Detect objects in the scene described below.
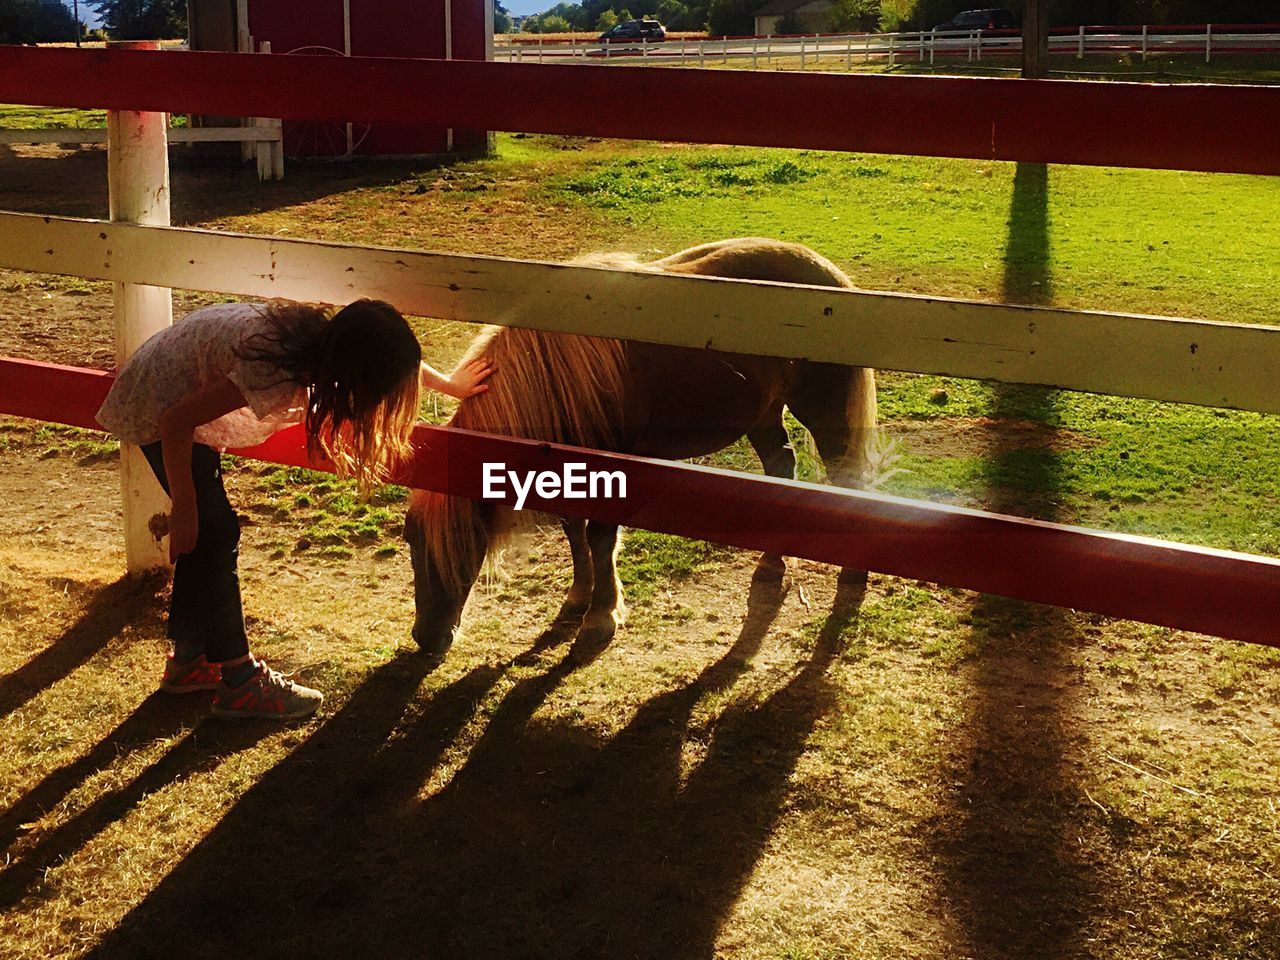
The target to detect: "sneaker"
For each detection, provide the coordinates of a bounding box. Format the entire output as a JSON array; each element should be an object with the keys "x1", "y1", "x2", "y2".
[
  {"x1": 211, "y1": 660, "x2": 323, "y2": 720},
  {"x1": 160, "y1": 652, "x2": 221, "y2": 694}
]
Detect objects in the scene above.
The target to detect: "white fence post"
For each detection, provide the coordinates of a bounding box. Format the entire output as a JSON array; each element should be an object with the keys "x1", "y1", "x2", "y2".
[
  {"x1": 106, "y1": 40, "x2": 174, "y2": 573},
  {"x1": 929, "y1": 29, "x2": 935, "y2": 64},
  {"x1": 1205, "y1": 23, "x2": 1212, "y2": 63},
  {"x1": 722, "y1": 37, "x2": 728, "y2": 63},
  {"x1": 846, "y1": 35, "x2": 852, "y2": 69},
  {"x1": 918, "y1": 30, "x2": 925, "y2": 61},
  {"x1": 254, "y1": 40, "x2": 273, "y2": 181},
  {"x1": 752, "y1": 36, "x2": 758, "y2": 69},
  {"x1": 975, "y1": 30, "x2": 981, "y2": 61},
  {"x1": 1142, "y1": 23, "x2": 1148, "y2": 61},
  {"x1": 889, "y1": 33, "x2": 895, "y2": 64},
  {"x1": 698, "y1": 38, "x2": 703, "y2": 66},
  {"x1": 1077, "y1": 24, "x2": 1085, "y2": 59},
  {"x1": 800, "y1": 36, "x2": 806, "y2": 67}
]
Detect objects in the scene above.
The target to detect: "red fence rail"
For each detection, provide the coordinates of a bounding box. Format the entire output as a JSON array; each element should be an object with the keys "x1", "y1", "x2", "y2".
[
  {"x1": 1, "y1": 47, "x2": 1278, "y2": 174},
  {"x1": 5, "y1": 356, "x2": 1279, "y2": 647}
]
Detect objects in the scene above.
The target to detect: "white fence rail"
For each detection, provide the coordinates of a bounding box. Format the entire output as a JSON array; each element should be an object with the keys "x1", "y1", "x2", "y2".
[
  {"x1": 494, "y1": 25, "x2": 1280, "y2": 69},
  {"x1": 5, "y1": 211, "x2": 1280, "y2": 416}
]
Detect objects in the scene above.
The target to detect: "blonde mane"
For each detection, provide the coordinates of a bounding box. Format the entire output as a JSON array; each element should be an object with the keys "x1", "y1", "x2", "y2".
[{"x1": 410, "y1": 300, "x2": 631, "y2": 595}]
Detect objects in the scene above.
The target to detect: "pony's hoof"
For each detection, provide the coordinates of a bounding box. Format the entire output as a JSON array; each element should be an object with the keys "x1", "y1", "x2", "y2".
[
  {"x1": 752, "y1": 554, "x2": 788, "y2": 583},
  {"x1": 834, "y1": 568, "x2": 869, "y2": 614},
  {"x1": 553, "y1": 597, "x2": 591, "y2": 627},
  {"x1": 569, "y1": 617, "x2": 619, "y2": 665}
]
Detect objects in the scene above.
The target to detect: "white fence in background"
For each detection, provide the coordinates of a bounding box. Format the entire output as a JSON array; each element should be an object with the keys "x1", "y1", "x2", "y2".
[
  {"x1": 0, "y1": 122, "x2": 285, "y2": 180},
  {"x1": 494, "y1": 25, "x2": 1280, "y2": 69}
]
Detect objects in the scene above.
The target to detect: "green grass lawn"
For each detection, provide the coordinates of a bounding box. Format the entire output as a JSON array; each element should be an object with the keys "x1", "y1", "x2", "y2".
[
  {"x1": 491, "y1": 135, "x2": 1280, "y2": 555},
  {"x1": 0, "y1": 103, "x2": 105, "y2": 130}
]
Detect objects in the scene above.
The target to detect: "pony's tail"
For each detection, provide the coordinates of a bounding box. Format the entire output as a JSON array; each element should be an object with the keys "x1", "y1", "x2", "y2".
[{"x1": 845, "y1": 367, "x2": 901, "y2": 489}]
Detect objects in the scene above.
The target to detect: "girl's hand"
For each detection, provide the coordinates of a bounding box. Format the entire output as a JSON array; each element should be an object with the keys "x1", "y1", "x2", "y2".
[
  {"x1": 447, "y1": 357, "x2": 496, "y2": 399},
  {"x1": 169, "y1": 500, "x2": 199, "y2": 562}
]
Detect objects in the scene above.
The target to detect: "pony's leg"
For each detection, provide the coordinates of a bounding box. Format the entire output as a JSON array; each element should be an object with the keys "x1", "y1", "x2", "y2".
[
  {"x1": 747, "y1": 408, "x2": 795, "y2": 583},
  {"x1": 572, "y1": 521, "x2": 625, "y2": 660},
  {"x1": 554, "y1": 516, "x2": 594, "y2": 626}
]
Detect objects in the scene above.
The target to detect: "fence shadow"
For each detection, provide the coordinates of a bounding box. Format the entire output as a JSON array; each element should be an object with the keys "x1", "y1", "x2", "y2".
[
  {"x1": 0, "y1": 145, "x2": 441, "y2": 224},
  {"x1": 0, "y1": 691, "x2": 207, "y2": 854},
  {"x1": 83, "y1": 577, "x2": 856, "y2": 960},
  {"x1": 934, "y1": 161, "x2": 1092, "y2": 960},
  {"x1": 0, "y1": 574, "x2": 163, "y2": 720}
]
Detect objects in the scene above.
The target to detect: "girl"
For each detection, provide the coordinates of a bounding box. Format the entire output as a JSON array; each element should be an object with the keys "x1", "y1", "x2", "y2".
[{"x1": 96, "y1": 299, "x2": 494, "y2": 720}]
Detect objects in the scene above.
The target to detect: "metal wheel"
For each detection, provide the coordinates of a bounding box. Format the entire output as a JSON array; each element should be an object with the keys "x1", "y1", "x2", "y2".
[{"x1": 281, "y1": 46, "x2": 372, "y2": 160}]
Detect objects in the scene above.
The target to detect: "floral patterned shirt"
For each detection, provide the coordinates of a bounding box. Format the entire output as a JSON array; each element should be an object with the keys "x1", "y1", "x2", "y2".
[{"x1": 96, "y1": 302, "x2": 307, "y2": 450}]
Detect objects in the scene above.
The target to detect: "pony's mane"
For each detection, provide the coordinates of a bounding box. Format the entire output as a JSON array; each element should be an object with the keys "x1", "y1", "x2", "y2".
[
  {"x1": 449, "y1": 324, "x2": 628, "y2": 448},
  {"x1": 411, "y1": 268, "x2": 633, "y2": 594}
]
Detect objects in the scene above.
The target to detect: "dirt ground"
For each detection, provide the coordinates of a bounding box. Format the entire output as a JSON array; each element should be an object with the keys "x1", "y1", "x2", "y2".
[{"x1": 3, "y1": 142, "x2": 1280, "y2": 960}]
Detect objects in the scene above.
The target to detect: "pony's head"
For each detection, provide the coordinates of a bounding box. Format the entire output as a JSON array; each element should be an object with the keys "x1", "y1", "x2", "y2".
[{"x1": 404, "y1": 324, "x2": 627, "y2": 656}]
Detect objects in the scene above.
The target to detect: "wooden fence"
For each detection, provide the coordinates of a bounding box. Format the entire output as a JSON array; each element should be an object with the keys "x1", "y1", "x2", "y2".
[{"x1": 0, "y1": 45, "x2": 1277, "y2": 645}]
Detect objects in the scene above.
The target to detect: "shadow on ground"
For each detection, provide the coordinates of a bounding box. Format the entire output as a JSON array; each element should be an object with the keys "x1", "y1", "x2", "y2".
[
  {"x1": 0, "y1": 575, "x2": 164, "y2": 720},
  {"x1": 933, "y1": 162, "x2": 1095, "y2": 960},
  {"x1": 0, "y1": 146, "x2": 439, "y2": 224},
  {"x1": 79, "y1": 576, "x2": 859, "y2": 960}
]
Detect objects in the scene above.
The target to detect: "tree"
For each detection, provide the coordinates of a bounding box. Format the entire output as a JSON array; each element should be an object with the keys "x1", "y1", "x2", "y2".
[
  {"x1": 494, "y1": 0, "x2": 512, "y2": 33},
  {"x1": 597, "y1": 8, "x2": 619, "y2": 29},
  {"x1": 88, "y1": 0, "x2": 185, "y2": 40},
  {"x1": 1, "y1": 0, "x2": 83, "y2": 44},
  {"x1": 829, "y1": 0, "x2": 875, "y2": 31},
  {"x1": 530, "y1": 13, "x2": 573, "y2": 31},
  {"x1": 706, "y1": 0, "x2": 754, "y2": 36}
]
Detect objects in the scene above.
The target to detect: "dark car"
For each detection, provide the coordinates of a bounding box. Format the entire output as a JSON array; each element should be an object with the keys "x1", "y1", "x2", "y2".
[
  {"x1": 599, "y1": 19, "x2": 667, "y2": 43},
  {"x1": 933, "y1": 8, "x2": 1018, "y2": 31}
]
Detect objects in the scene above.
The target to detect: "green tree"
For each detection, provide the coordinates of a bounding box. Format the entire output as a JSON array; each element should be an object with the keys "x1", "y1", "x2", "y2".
[
  {"x1": 707, "y1": 0, "x2": 756, "y2": 34},
  {"x1": 541, "y1": 2, "x2": 590, "y2": 28},
  {"x1": 494, "y1": 0, "x2": 512, "y2": 32},
  {"x1": 1, "y1": 0, "x2": 83, "y2": 44},
  {"x1": 597, "y1": 8, "x2": 619, "y2": 28},
  {"x1": 89, "y1": 0, "x2": 185, "y2": 39},
  {"x1": 877, "y1": 0, "x2": 913, "y2": 30},
  {"x1": 829, "y1": 0, "x2": 875, "y2": 30}
]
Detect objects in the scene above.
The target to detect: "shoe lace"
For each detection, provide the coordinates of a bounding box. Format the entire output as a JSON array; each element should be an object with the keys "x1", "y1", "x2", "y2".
[{"x1": 255, "y1": 659, "x2": 301, "y2": 691}]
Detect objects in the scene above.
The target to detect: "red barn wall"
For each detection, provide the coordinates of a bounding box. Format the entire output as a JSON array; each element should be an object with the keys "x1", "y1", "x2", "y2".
[{"x1": 243, "y1": 0, "x2": 487, "y2": 157}]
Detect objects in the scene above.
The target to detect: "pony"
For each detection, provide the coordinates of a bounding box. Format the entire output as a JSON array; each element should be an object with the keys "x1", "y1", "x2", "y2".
[{"x1": 404, "y1": 237, "x2": 878, "y2": 659}]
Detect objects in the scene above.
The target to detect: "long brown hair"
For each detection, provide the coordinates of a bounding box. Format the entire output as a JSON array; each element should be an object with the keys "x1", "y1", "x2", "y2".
[{"x1": 237, "y1": 299, "x2": 422, "y2": 491}]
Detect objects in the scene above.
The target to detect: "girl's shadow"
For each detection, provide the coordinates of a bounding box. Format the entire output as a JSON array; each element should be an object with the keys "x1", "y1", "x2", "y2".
[{"x1": 83, "y1": 575, "x2": 862, "y2": 960}]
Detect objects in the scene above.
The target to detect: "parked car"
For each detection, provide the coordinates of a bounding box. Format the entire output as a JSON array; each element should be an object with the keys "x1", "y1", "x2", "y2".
[
  {"x1": 933, "y1": 8, "x2": 1018, "y2": 31},
  {"x1": 599, "y1": 19, "x2": 667, "y2": 43}
]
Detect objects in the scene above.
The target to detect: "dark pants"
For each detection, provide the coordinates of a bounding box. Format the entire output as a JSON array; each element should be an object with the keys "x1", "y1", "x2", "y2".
[{"x1": 141, "y1": 442, "x2": 250, "y2": 663}]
